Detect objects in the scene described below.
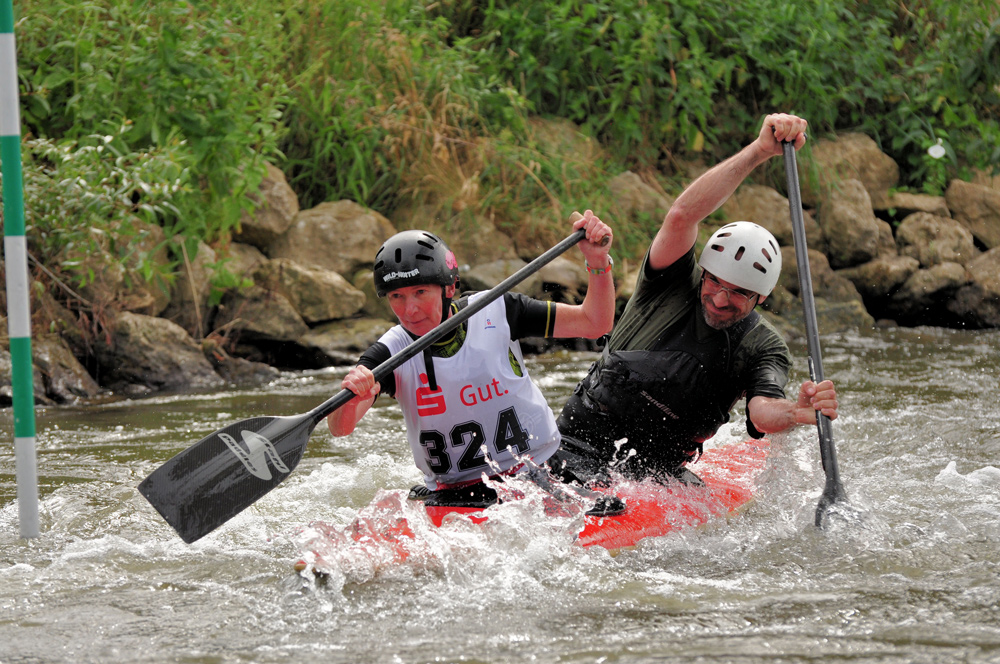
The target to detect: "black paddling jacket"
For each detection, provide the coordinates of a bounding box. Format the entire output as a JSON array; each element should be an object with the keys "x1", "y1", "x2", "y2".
[{"x1": 557, "y1": 247, "x2": 791, "y2": 476}]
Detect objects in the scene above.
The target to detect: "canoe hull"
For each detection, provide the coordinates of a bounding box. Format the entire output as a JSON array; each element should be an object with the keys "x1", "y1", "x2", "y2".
[{"x1": 294, "y1": 438, "x2": 769, "y2": 573}]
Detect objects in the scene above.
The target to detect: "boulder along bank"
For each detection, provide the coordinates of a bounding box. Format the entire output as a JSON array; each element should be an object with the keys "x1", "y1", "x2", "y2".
[{"x1": 3, "y1": 129, "x2": 999, "y2": 406}]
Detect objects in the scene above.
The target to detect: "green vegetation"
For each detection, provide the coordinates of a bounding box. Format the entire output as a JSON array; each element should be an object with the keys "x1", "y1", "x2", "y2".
[
  {"x1": 5, "y1": 0, "x2": 999, "y2": 325},
  {"x1": 13, "y1": 1, "x2": 287, "y2": 318}
]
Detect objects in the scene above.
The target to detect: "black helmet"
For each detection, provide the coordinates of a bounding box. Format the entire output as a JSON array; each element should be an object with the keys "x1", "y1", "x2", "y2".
[{"x1": 373, "y1": 230, "x2": 460, "y2": 298}]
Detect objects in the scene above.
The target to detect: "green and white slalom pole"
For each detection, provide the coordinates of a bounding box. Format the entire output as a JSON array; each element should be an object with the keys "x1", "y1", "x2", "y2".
[{"x1": 1, "y1": 0, "x2": 40, "y2": 538}]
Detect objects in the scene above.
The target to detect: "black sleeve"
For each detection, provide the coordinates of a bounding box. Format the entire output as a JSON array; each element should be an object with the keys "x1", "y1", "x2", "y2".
[
  {"x1": 638, "y1": 246, "x2": 700, "y2": 292},
  {"x1": 357, "y1": 342, "x2": 396, "y2": 398},
  {"x1": 741, "y1": 325, "x2": 793, "y2": 439},
  {"x1": 503, "y1": 292, "x2": 556, "y2": 340},
  {"x1": 745, "y1": 357, "x2": 791, "y2": 403},
  {"x1": 743, "y1": 338, "x2": 792, "y2": 403}
]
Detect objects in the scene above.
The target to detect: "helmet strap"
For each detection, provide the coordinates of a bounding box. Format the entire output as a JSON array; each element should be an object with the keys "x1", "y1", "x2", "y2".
[{"x1": 440, "y1": 284, "x2": 455, "y2": 324}]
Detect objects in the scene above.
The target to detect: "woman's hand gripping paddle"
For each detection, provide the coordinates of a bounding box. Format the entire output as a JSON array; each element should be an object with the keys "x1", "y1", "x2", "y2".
[
  {"x1": 139, "y1": 221, "x2": 607, "y2": 543},
  {"x1": 782, "y1": 142, "x2": 849, "y2": 527}
]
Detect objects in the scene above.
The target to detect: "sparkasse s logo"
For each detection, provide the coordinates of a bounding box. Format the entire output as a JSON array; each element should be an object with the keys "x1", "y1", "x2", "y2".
[{"x1": 416, "y1": 373, "x2": 447, "y2": 416}]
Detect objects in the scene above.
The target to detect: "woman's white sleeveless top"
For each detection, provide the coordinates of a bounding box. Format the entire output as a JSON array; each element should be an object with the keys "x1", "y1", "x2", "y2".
[{"x1": 380, "y1": 294, "x2": 560, "y2": 489}]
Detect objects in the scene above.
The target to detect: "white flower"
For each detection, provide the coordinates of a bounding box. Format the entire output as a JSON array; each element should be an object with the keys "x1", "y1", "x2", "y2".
[{"x1": 927, "y1": 138, "x2": 946, "y2": 159}]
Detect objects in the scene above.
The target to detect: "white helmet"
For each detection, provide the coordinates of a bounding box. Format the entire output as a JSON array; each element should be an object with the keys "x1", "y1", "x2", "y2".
[{"x1": 698, "y1": 221, "x2": 781, "y2": 295}]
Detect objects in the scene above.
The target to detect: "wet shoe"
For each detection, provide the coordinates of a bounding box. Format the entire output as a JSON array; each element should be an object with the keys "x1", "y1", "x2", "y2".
[
  {"x1": 407, "y1": 485, "x2": 432, "y2": 501},
  {"x1": 423, "y1": 482, "x2": 499, "y2": 509},
  {"x1": 669, "y1": 466, "x2": 705, "y2": 487},
  {"x1": 585, "y1": 495, "x2": 626, "y2": 517}
]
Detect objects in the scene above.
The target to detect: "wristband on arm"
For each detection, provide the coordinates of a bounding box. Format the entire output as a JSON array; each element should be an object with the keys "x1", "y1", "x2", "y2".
[{"x1": 585, "y1": 256, "x2": 614, "y2": 275}]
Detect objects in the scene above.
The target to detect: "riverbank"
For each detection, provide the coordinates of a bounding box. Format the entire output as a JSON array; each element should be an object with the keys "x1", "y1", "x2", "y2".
[
  {"x1": 6, "y1": 0, "x2": 1000, "y2": 406},
  {"x1": 3, "y1": 124, "x2": 1000, "y2": 406}
]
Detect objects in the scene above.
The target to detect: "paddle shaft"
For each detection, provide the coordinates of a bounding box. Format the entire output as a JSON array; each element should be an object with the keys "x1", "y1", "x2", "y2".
[
  {"x1": 300, "y1": 227, "x2": 601, "y2": 428},
  {"x1": 782, "y1": 141, "x2": 847, "y2": 526}
]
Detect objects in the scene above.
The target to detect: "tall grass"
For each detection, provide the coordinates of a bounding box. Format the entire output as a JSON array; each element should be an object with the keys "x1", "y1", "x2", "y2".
[{"x1": 274, "y1": 0, "x2": 616, "y2": 250}]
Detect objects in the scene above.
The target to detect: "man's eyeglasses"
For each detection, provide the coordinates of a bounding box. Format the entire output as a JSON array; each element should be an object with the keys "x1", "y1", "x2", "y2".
[{"x1": 701, "y1": 272, "x2": 758, "y2": 307}]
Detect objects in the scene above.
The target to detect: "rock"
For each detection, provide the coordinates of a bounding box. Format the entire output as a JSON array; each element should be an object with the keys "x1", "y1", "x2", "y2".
[
  {"x1": 607, "y1": 171, "x2": 674, "y2": 225},
  {"x1": 213, "y1": 285, "x2": 309, "y2": 343},
  {"x1": 895, "y1": 212, "x2": 980, "y2": 267},
  {"x1": 201, "y1": 338, "x2": 280, "y2": 385},
  {"x1": 390, "y1": 204, "x2": 518, "y2": 265},
  {"x1": 722, "y1": 184, "x2": 823, "y2": 249},
  {"x1": 448, "y1": 216, "x2": 519, "y2": 265},
  {"x1": 30, "y1": 286, "x2": 90, "y2": 361},
  {"x1": 462, "y1": 259, "x2": 543, "y2": 298},
  {"x1": 813, "y1": 299, "x2": 876, "y2": 333},
  {"x1": 32, "y1": 334, "x2": 104, "y2": 403},
  {"x1": 885, "y1": 191, "x2": 951, "y2": 218},
  {"x1": 838, "y1": 255, "x2": 921, "y2": 302},
  {"x1": 817, "y1": 179, "x2": 881, "y2": 268},
  {"x1": 299, "y1": 317, "x2": 396, "y2": 365},
  {"x1": 0, "y1": 345, "x2": 10, "y2": 406},
  {"x1": 529, "y1": 116, "x2": 603, "y2": 166},
  {"x1": 877, "y1": 219, "x2": 897, "y2": 256},
  {"x1": 888, "y1": 262, "x2": 970, "y2": 323},
  {"x1": 269, "y1": 200, "x2": 397, "y2": 276},
  {"x1": 969, "y1": 168, "x2": 1000, "y2": 191},
  {"x1": 768, "y1": 297, "x2": 875, "y2": 336},
  {"x1": 122, "y1": 221, "x2": 172, "y2": 316},
  {"x1": 779, "y1": 246, "x2": 864, "y2": 304},
  {"x1": 160, "y1": 239, "x2": 216, "y2": 339},
  {"x1": 58, "y1": 229, "x2": 124, "y2": 303},
  {"x1": 615, "y1": 261, "x2": 642, "y2": 304},
  {"x1": 536, "y1": 256, "x2": 588, "y2": 303},
  {"x1": 802, "y1": 132, "x2": 900, "y2": 208},
  {"x1": 965, "y1": 247, "x2": 1000, "y2": 297},
  {"x1": 946, "y1": 248, "x2": 1000, "y2": 328},
  {"x1": 92, "y1": 312, "x2": 224, "y2": 396},
  {"x1": 60, "y1": 225, "x2": 170, "y2": 318},
  {"x1": 253, "y1": 258, "x2": 366, "y2": 324},
  {"x1": 234, "y1": 162, "x2": 300, "y2": 250},
  {"x1": 758, "y1": 283, "x2": 798, "y2": 318},
  {"x1": 0, "y1": 341, "x2": 52, "y2": 406},
  {"x1": 223, "y1": 243, "x2": 268, "y2": 282},
  {"x1": 352, "y1": 268, "x2": 396, "y2": 321},
  {"x1": 945, "y1": 179, "x2": 1000, "y2": 249}
]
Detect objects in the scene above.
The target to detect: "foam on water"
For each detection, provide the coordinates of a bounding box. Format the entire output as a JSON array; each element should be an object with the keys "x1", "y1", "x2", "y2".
[
  {"x1": 2, "y1": 330, "x2": 1000, "y2": 662},
  {"x1": 936, "y1": 461, "x2": 1000, "y2": 489}
]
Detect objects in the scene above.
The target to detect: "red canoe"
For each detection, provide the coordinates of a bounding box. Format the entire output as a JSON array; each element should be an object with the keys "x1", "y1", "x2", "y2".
[{"x1": 294, "y1": 438, "x2": 769, "y2": 573}]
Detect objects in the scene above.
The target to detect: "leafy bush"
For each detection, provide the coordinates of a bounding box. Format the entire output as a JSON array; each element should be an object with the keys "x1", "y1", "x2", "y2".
[
  {"x1": 15, "y1": 123, "x2": 186, "y2": 334},
  {"x1": 713, "y1": 0, "x2": 1000, "y2": 194},
  {"x1": 273, "y1": 0, "x2": 598, "y2": 254},
  {"x1": 15, "y1": 0, "x2": 288, "y2": 249},
  {"x1": 436, "y1": 0, "x2": 999, "y2": 192}
]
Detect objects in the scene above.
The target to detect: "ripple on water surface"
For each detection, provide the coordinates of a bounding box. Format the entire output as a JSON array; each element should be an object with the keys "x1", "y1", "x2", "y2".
[{"x1": 1, "y1": 331, "x2": 999, "y2": 662}]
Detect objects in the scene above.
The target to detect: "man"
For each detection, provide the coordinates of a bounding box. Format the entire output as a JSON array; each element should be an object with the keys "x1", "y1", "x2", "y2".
[
  {"x1": 328, "y1": 211, "x2": 618, "y2": 508},
  {"x1": 551, "y1": 113, "x2": 838, "y2": 486}
]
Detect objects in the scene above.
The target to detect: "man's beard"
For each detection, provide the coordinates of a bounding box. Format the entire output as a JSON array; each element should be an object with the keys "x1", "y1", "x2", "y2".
[{"x1": 701, "y1": 297, "x2": 742, "y2": 330}]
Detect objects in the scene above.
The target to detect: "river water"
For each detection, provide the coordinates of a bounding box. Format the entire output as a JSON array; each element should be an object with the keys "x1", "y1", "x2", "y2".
[{"x1": 1, "y1": 325, "x2": 999, "y2": 664}]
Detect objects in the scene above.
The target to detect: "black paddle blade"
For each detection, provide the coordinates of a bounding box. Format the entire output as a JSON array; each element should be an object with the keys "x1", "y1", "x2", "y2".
[{"x1": 138, "y1": 413, "x2": 317, "y2": 543}]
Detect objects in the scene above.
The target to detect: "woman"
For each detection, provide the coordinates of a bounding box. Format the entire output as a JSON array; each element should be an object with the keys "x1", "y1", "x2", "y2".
[{"x1": 328, "y1": 211, "x2": 615, "y2": 507}]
